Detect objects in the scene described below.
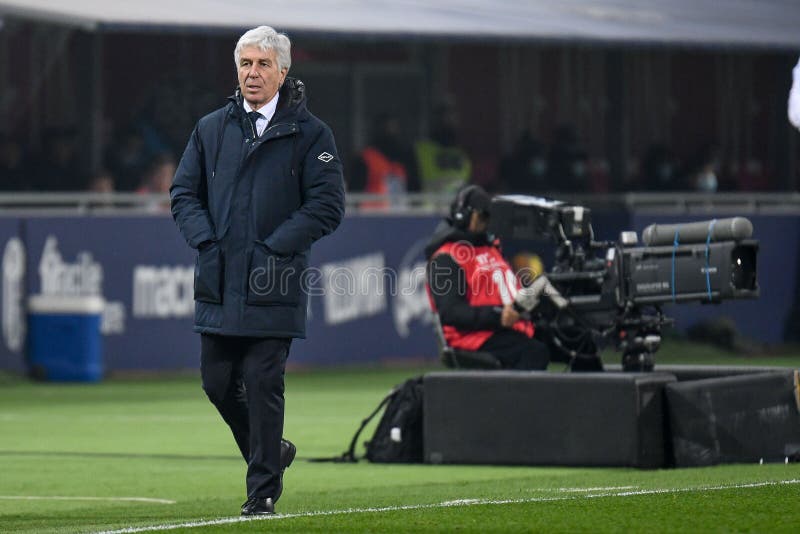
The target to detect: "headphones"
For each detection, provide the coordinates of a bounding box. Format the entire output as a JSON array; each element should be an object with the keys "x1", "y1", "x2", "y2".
[{"x1": 450, "y1": 185, "x2": 481, "y2": 230}]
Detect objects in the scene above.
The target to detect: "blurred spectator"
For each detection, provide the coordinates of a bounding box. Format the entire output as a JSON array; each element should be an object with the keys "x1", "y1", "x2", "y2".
[
  {"x1": 349, "y1": 113, "x2": 419, "y2": 208},
  {"x1": 587, "y1": 158, "x2": 611, "y2": 193},
  {"x1": 87, "y1": 168, "x2": 115, "y2": 193},
  {"x1": 137, "y1": 152, "x2": 176, "y2": 194},
  {"x1": 86, "y1": 168, "x2": 116, "y2": 209},
  {"x1": 106, "y1": 127, "x2": 152, "y2": 191},
  {"x1": 140, "y1": 78, "x2": 216, "y2": 155},
  {"x1": 29, "y1": 127, "x2": 84, "y2": 191},
  {"x1": 0, "y1": 135, "x2": 29, "y2": 191},
  {"x1": 415, "y1": 100, "x2": 472, "y2": 193},
  {"x1": 640, "y1": 144, "x2": 681, "y2": 191},
  {"x1": 615, "y1": 157, "x2": 641, "y2": 192},
  {"x1": 683, "y1": 143, "x2": 721, "y2": 192},
  {"x1": 499, "y1": 130, "x2": 547, "y2": 194},
  {"x1": 136, "y1": 152, "x2": 175, "y2": 212},
  {"x1": 546, "y1": 125, "x2": 588, "y2": 192},
  {"x1": 732, "y1": 158, "x2": 771, "y2": 191}
]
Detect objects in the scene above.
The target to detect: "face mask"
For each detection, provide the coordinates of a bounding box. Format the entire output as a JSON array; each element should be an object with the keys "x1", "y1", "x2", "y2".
[{"x1": 697, "y1": 171, "x2": 718, "y2": 192}]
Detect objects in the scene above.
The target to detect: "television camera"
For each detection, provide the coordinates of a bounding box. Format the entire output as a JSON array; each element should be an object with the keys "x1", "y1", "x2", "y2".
[{"x1": 489, "y1": 195, "x2": 759, "y2": 371}]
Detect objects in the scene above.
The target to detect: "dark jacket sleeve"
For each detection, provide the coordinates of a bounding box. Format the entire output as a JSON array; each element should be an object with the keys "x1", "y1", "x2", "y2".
[
  {"x1": 170, "y1": 126, "x2": 216, "y2": 249},
  {"x1": 263, "y1": 124, "x2": 345, "y2": 255},
  {"x1": 428, "y1": 253, "x2": 503, "y2": 330}
]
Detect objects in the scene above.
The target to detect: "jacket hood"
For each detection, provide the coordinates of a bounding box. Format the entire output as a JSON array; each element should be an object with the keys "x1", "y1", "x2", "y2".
[
  {"x1": 227, "y1": 77, "x2": 307, "y2": 119},
  {"x1": 424, "y1": 220, "x2": 493, "y2": 260}
]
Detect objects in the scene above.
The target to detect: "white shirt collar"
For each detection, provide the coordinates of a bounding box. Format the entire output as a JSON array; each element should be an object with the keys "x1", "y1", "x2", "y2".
[{"x1": 243, "y1": 91, "x2": 280, "y2": 135}]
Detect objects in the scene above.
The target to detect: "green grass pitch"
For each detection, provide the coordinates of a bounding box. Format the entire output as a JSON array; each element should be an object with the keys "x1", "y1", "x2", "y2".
[{"x1": 1, "y1": 344, "x2": 800, "y2": 533}]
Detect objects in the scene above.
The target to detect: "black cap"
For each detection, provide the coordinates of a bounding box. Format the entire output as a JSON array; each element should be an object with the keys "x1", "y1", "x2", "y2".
[{"x1": 465, "y1": 186, "x2": 491, "y2": 214}]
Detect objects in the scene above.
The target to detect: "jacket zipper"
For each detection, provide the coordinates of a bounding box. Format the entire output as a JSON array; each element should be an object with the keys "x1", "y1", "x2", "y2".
[
  {"x1": 249, "y1": 115, "x2": 257, "y2": 141},
  {"x1": 211, "y1": 108, "x2": 233, "y2": 180},
  {"x1": 246, "y1": 122, "x2": 298, "y2": 156}
]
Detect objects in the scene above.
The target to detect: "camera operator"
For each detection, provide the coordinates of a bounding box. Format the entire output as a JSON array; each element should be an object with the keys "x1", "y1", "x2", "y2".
[{"x1": 425, "y1": 185, "x2": 551, "y2": 370}]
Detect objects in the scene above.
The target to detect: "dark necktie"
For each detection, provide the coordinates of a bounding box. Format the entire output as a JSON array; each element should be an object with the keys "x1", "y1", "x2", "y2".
[{"x1": 248, "y1": 111, "x2": 262, "y2": 137}]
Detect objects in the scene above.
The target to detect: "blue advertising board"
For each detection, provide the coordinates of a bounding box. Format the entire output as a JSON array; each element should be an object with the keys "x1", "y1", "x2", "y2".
[
  {"x1": 3, "y1": 209, "x2": 798, "y2": 373},
  {"x1": 295, "y1": 215, "x2": 440, "y2": 365},
  {"x1": 25, "y1": 216, "x2": 199, "y2": 371},
  {"x1": 21, "y1": 214, "x2": 443, "y2": 371}
]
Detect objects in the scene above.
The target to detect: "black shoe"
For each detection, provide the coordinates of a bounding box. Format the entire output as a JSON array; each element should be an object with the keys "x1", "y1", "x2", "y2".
[
  {"x1": 275, "y1": 438, "x2": 297, "y2": 503},
  {"x1": 241, "y1": 497, "x2": 275, "y2": 516},
  {"x1": 281, "y1": 438, "x2": 297, "y2": 471}
]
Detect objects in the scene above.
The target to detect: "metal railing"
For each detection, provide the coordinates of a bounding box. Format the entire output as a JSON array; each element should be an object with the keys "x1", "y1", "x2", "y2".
[
  {"x1": 616, "y1": 191, "x2": 800, "y2": 215},
  {"x1": 0, "y1": 192, "x2": 172, "y2": 216},
  {"x1": 0, "y1": 191, "x2": 799, "y2": 216}
]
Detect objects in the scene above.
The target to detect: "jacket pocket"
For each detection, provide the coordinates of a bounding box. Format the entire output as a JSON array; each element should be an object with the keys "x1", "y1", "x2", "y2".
[
  {"x1": 194, "y1": 242, "x2": 223, "y2": 304},
  {"x1": 247, "y1": 243, "x2": 303, "y2": 306}
]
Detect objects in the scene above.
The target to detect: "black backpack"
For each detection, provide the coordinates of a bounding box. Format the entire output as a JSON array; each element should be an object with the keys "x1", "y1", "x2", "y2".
[{"x1": 317, "y1": 376, "x2": 424, "y2": 463}]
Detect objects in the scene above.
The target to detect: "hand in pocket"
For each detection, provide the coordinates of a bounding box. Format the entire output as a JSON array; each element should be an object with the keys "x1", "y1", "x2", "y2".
[
  {"x1": 194, "y1": 242, "x2": 223, "y2": 303},
  {"x1": 247, "y1": 243, "x2": 302, "y2": 306}
]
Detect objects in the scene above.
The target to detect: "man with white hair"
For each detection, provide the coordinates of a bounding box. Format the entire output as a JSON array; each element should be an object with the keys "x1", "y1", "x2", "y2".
[{"x1": 171, "y1": 25, "x2": 344, "y2": 515}]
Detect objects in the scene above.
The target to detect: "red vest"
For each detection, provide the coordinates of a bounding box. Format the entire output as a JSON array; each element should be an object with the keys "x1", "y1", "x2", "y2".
[
  {"x1": 360, "y1": 147, "x2": 407, "y2": 209},
  {"x1": 428, "y1": 241, "x2": 534, "y2": 351}
]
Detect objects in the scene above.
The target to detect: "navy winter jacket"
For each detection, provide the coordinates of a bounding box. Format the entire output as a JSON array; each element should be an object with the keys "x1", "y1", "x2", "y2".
[{"x1": 170, "y1": 78, "x2": 345, "y2": 338}]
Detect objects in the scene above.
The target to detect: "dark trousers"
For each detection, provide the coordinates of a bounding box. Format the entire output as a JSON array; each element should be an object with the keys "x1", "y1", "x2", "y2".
[
  {"x1": 480, "y1": 329, "x2": 550, "y2": 370},
  {"x1": 200, "y1": 334, "x2": 291, "y2": 499}
]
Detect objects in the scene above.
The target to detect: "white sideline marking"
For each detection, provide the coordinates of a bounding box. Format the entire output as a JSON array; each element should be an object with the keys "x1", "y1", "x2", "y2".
[
  {"x1": 557, "y1": 485, "x2": 638, "y2": 492},
  {"x1": 439, "y1": 499, "x2": 481, "y2": 505},
  {"x1": 0, "y1": 496, "x2": 175, "y2": 504},
  {"x1": 94, "y1": 479, "x2": 800, "y2": 534}
]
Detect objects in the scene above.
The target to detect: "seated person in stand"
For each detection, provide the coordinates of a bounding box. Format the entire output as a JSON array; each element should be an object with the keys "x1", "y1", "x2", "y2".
[{"x1": 424, "y1": 185, "x2": 554, "y2": 370}]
